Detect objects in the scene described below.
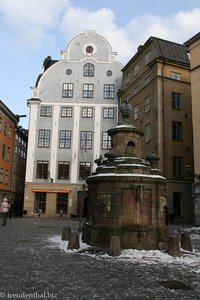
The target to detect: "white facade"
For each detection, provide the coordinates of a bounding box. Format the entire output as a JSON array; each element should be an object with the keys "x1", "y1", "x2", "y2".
[{"x1": 24, "y1": 31, "x2": 123, "y2": 217}]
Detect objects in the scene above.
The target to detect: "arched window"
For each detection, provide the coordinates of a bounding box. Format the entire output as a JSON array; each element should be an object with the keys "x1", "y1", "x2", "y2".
[{"x1": 83, "y1": 63, "x2": 94, "y2": 76}]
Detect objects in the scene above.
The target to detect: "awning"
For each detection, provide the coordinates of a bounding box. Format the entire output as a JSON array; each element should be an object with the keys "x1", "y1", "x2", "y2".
[{"x1": 32, "y1": 189, "x2": 71, "y2": 193}]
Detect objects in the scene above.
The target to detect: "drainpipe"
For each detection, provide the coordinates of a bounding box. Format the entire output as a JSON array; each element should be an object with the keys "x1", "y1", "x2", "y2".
[{"x1": 161, "y1": 60, "x2": 167, "y2": 177}]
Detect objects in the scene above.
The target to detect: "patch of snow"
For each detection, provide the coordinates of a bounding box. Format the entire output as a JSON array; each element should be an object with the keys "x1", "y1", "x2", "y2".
[
  {"x1": 184, "y1": 227, "x2": 200, "y2": 234},
  {"x1": 113, "y1": 125, "x2": 135, "y2": 128},
  {"x1": 47, "y1": 234, "x2": 89, "y2": 253},
  {"x1": 118, "y1": 164, "x2": 149, "y2": 167},
  {"x1": 46, "y1": 231, "x2": 200, "y2": 274},
  {"x1": 88, "y1": 173, "x2": 166, "y2": 180},
  {"x1": 101, "y1": 166, "x2": 117, "y2": 169}
]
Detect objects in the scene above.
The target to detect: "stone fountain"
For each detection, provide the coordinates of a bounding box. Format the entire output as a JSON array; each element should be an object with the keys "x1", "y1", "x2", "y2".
[{"x1": 82, "y1": 101, "x2": 169, "y2": 250}]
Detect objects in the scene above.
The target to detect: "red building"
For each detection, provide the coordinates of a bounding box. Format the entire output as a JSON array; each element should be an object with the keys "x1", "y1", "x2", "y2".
[{"x1": 0, "y1": 100, "x2": 28, "y2": 216}]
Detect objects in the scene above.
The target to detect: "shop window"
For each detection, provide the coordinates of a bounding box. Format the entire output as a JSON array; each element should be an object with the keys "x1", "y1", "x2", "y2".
[
  {"x1": 56, "y1": 193, "x2": 68, "y2": 214},
  {"x1": 34, "y1": 192, "x2": 46, "y2": 213}
]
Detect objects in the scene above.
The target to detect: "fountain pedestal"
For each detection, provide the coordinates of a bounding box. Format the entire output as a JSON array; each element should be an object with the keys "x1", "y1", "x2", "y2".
[{"x1": 83, "y1": 121, "x2": 169, "y2": 249}]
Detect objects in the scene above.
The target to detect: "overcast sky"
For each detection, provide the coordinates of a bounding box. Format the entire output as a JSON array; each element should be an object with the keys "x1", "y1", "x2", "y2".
[{"x1": 0, "y1": 0, "x2": 199, "y2": 128}]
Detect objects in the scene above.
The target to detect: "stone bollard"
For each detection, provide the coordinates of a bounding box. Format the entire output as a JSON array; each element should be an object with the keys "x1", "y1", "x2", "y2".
[
  {"x1": 67, "y1": 232, "x2": 80, "y2": 250},
  {"x1": 167, "y1": 235, "x2": 181, "y2": 257},
  {"x1": 61, "y1": 227, "x2": 71, "y2": 241},
  {"x1": 181, "y1": 232, "x2": 193, "y2": 252},
  {"x1": 108, "y1": 236, "x2": 121, "y2": 257}
]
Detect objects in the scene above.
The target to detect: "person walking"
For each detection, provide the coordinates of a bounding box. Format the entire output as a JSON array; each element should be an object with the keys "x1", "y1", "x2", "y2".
[{"x1": 1, "y1": 195, "x2": 10, "y2": 226}]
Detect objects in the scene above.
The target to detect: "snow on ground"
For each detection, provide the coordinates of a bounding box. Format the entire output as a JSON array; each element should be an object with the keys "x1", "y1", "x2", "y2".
[
  {"x1": 48, "y1": 234, "x2": 89, "y2": 253},
  {"x1": 47, "y1": 227, "x2": 200, "y2": 274}
]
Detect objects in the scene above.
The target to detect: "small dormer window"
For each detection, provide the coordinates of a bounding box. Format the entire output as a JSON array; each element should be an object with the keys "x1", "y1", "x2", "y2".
[
  {"x1": 134, "y1": 63, "x2": 139, "y2": 76},
  {"x1": 86, "y1": 46, "x2": 93, "y2": 53},
  {"x1": 171, "y1": 72, "x2": 181, "y2": 80},
  {"x1": 145, "y1": 51, "x2": 150, "y2": 65},
  {"x1": 82, "y1": 44, "x2": 97, "y2": 56}
]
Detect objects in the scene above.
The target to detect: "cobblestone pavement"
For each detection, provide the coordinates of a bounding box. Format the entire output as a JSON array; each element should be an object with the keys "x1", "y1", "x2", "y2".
[{"x1": 0, "y1": 217, "x2": 200, "y2": 300}]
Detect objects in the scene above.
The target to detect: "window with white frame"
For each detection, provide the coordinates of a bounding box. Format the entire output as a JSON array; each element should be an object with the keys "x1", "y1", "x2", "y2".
[
  {"x1": 80, "y1": 131, "x2": 92, "y2": 150},
  {"x1": 61, "y1": 107, "x2": 72, "y2": 117},
  {"x1": 103, "y1": 108, "x2": 114, "y2": 119},
  {"x1": 83, "y1": 84, "x2": 94, "y2": 98},
  {"x1": 102, "y1": 132, "x2": 111, "y2": 150},
  {"x1": 104, "y1": 84, "x2": 115, "y2": 99},
  {"x1": 82, "y1": 107, "x2": 93, "y2": 118},
  {"x1": 38, "y1": 130, "x2": 50, "y2": 148},
  {"x1": 40, "y1": 106, "x2": 52, "y2": 117},
  {"x1": 59, "y1": 130, "x2": 71, "y2": 148},
  {"x1": 62, "y1": 83, "x2": 74, "y2": 97}
]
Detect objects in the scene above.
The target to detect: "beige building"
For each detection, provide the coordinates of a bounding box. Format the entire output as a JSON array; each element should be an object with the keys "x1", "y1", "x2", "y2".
[
  {"x1": 118, "y1": 37, "x2": 194, "y2": 224},
  {"x1": 185, "y1": 32, "x2": 200, "y2": 225}
]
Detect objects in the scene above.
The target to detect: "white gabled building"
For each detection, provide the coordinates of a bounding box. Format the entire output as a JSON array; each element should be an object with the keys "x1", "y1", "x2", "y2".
[{"x1": 24, "y1": 31, "x2": 123, "y2": 217}]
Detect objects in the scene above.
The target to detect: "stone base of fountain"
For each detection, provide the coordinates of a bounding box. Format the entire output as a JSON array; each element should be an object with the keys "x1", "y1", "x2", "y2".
[{"x1": 83, "y1": 223, "x2": 168, "y2": 250}]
